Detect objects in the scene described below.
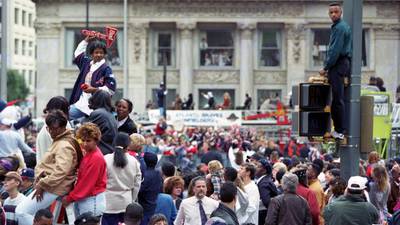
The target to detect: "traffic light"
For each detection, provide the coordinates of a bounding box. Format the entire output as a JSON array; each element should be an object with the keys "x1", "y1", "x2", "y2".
[{"x1": 292, "y1": 83, "x2": 331, "y2": 136}]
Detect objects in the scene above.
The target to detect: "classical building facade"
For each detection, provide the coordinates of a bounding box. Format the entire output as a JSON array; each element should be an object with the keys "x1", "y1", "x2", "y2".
[
  {"x1": 34, "y1": 0, "x2": 400, "y2": 114},
  {"x1": 1, "y1": 0, "x2": 36, "y2": 92}
]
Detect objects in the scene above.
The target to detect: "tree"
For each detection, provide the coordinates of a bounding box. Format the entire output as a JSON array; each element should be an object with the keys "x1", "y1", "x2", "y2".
[{"x1": 7, "y1": 70, "x2": 29, "y2": 102}]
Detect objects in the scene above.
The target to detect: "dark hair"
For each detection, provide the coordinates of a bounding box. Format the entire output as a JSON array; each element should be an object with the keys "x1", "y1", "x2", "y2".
[
  {"x1": 117, "y1": 98, "x2": 133, "y2": 113},
  {"x1": 243, "y1": 163, "x2": 256, "y2": 180},
  {"x1": 148, "y1": 214, "x2": 167, "y2": 225},
  {"x1": 89, "y1": 90, "x2": 113, "y2": 111},
  {"x1": 220, "y1": 181, "x2": 237, "y2": 203},
  {"x1": 161, "y1": 162, "x2": 176, "y2": 177},
  {"x1": 45, "y1": 110, "x2": 68, "y2": 128},
  {"x1": 113, "y1": 132, "x2": 131, "y2": 168},
  {"x1": 88, "y1": 40, "x2": 107, "y2": 55},
  {"x1": 329, "y1": 2, "x2": 342, "y2": 7},
  {"x1": 34, "y1": 209, "x2": 53, "y2": 221},
  {"x1": 224, "y1": 167, "x2": 238, "y2": 182},
  {"x1": 125, "y1": 202, "x2": 144, "y2": 225},
  {"x1": 331, "y1": 178, "x2": 347, "y2": 197},
  {"x1": 276, "y1": 169, "x2": 286, "y2": 184},
  {"x1": 43, "y1": 96, "x2": 69, "y2": 116}
]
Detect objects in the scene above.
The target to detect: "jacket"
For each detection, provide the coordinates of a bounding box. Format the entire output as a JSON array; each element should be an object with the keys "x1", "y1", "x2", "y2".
[
  {"x1": 85, "y1": 108, "x2": 118, "y2": 155},
  {"x1": 117, "y1": 116, "x2": 137, "y2": 135},
  {"x1": 258, "y1": 175, "x2": 278, "y2": 211},
  {"x1": 210, "y1": 203, "x2": 239, "y2": 225},
  {"x1": 104, "y1": 153, "x2": 142, "y2": 213},
  {"x1": 323, "y1": 194, "x2": 379, "y2": 225},
  {"x1": 265, "y1": 193, "x2": 311, "y2": 225},
  {"x1": 297, "y1": 184, "x2": 320, "y2": 225},
  {"x1": 138, "y1": 168, "x2": 163, "y2": 215},
  {"x1": 388, "y1": 179, "x2": 400, "y2": 213},
  {"x1": 35, "y1": 130, "x2": 81, "y2": 196}
]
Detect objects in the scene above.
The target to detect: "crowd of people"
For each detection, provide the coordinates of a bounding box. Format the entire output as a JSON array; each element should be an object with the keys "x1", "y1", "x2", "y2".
[{"x1": 1, "y1": 91, "x2": 400, "y2": 225}]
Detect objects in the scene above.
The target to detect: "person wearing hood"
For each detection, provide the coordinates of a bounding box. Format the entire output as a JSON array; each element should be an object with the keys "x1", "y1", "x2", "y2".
[{"x1": 138, "y1": 152, "x2": 163, "y2": 225}]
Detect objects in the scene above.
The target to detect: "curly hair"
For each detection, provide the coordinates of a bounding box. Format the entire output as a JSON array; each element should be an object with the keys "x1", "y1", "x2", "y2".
[
  {"x1": 163, "y1": 176, "x2": 185, "y2": 195},
  {"x1": 76, "y1": 123, "x2": 102, "y2": 142}
]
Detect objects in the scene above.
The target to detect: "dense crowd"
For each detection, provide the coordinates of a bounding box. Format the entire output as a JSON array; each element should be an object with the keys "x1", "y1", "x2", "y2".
[{"x1": 0, "y1": 93, "x2": 400, "y2": 225}]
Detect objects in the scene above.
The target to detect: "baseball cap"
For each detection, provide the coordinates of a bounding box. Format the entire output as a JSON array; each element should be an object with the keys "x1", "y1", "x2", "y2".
[
  {"x1": 0, "y1": 118, "x2": 16, "y2": 127},
  {"x1": 20, "y1": 168, "x2": 35, "y2": 180},
  {"x1": 347, "y1": 176, "x2": 368, "y2": 191},
  {"x1": 5, "y1": 171, "x2": 22, "y2": 183}
]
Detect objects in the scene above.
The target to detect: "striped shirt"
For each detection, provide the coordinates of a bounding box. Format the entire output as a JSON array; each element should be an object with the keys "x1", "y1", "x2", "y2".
[{"x1": 4, "y1": 193, "x2": 26, "y2": 225}]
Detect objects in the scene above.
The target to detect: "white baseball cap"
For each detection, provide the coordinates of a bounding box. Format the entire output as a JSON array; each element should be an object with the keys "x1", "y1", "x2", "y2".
[{"x1": 347, "y1": 176, "x2": 368, "y2": 190}]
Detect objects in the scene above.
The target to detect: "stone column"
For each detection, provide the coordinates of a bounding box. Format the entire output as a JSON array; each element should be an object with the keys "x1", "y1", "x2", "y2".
[
  {"x1": 177, "y1": 22, "x2": 196, "y2": 99},
  {"x1": 373, "y1": 23, "x2": 400, "y2": 97},
  {"x1": 286, "y1": 23, "x2": 307, "y2": 95},
  {"x1": 129, "y1": 22, "x2": 149, "y2": 113},
  {"x1": 238, "y1": 22, "x2": 256, "y2": 107},
  {"x1": 35, "y1": 22, "x2": 61, "y2": 116}
]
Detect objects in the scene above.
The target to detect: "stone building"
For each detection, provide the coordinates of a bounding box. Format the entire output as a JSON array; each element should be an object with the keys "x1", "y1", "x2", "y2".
[
  {"x1": 34, "y1": 0, "x2": 400, "y2": 114},
  {"x1": 1, "y1": 0, "x2": 36, "y2": 92}
]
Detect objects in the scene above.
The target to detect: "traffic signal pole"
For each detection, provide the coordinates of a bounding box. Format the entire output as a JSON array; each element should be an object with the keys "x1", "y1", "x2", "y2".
[{"x1": 340, "y1": 0, "x2": 363, "y2": 180}]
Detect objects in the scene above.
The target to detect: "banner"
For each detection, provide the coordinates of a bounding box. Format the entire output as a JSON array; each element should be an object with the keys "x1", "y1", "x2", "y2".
[{"x1": 148, "y1": 110, "x2": 242, "y2": 127}]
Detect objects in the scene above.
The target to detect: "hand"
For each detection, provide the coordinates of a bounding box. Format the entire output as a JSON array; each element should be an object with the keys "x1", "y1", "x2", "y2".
[
  {"x1": 84, "y1": 35, "x2": 96, "y2": 42},
  {"x1": 319, "y1": 69, "x2": 327, "y2": 76},
  {"x1": 83, "y1": 86, "x2": 97, "y2": 94},
  {"x1": 61, "y1": 196, "x2": 70, "y2": 207},
  {"x1": 32, "y1": 185, "x2": 44, "y2": 202}
]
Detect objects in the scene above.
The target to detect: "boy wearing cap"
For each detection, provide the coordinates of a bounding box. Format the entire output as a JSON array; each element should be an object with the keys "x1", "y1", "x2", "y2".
[
  {"x1": 323, "y1": 176, "x2": 379, "y2": 225},
  {"x1": 20, "y1": 168, "x2": 35, "y2": 196},
  {"x1": 3, "y1": 171, "x2": 27, "y2": 225}
]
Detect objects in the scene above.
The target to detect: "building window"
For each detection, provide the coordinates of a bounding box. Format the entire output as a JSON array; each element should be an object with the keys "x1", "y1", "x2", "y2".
[
  {"x1": 153, "y1": 31, "x2": 175, "y2": 67},
  {"x1": 151, "y1": 88, "x2": 177, "y2": 109},
  {"x1": 22, "y1": 10, "x2": 26, "y2": 26},
  {"x1": 199, "y1": 30, "x2": 234, "y2": 67},
  {"x1": 257, "y1": 89, "x2": 282, "y2": 110},
  {"x1": 259, "y1": 30, "x2": 282, "y2": 67},
  {"x1": 14, "y1": 39, "x2": 19, "y2": 55},
  {"x1": 29, "y1": 70, "x2": 33, "y2": 85},
  {"x1": 28, "y1": 41, "x2": 33, "y2": 56},
  {"x1": 65, "y1": 28, "x2": 124, "y2": 67},
  {"x1": 198, "y1": 89, "x2": 235, "y2": 110},
  {"x1": 28, "y1": 13, "x2": 33, "y2": 27},
  {"x1": 311, "y1": 28, "x2": 369, "y2": 67},
  {"x1": 22, "y1": 40, "x2": 26, "y2": 55},
  {"x1": 14, "y1": 8, "x2": 19, "y2": 24}
]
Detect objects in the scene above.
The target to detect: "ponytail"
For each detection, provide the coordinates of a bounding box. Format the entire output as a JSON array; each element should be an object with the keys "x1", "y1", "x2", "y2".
[
  {"x1": 113, "y1": 132, "x2": 131, "y2": 169},
  {"x1": 114, "y1": 146, "x2": 128, "y2": 168}
]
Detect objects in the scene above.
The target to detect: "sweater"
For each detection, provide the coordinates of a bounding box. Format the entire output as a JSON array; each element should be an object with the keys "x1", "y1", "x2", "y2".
[{"x1": 66, "y1": 147, "x2": 107, "y2": 202}]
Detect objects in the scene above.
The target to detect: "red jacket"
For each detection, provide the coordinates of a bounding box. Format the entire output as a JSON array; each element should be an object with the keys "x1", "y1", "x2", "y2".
[
  {"x1": 66, "y1": 147, "x2": 107, "y2": 202},
  {"x1": 297, "y1": 184, "x2": 320, "y2": 225}
]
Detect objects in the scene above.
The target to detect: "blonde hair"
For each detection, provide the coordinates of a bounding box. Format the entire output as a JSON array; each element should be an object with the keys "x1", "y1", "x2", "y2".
[
  {"x1": 372, "y1": 164, "x2": 389, "y2": 192},
  {"x1": 208, "y1": 160, "x2": 223, "y2": 173}
]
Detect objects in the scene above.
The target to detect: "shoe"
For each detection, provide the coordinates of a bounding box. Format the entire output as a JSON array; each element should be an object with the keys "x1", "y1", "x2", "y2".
[{"x1": 331, "y1": 131, "x2": 344, "y2": 140}]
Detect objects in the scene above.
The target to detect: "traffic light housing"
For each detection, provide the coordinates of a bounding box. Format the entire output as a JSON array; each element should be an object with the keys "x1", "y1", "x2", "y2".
[{"x1": 292, "y1": 83, "x2": 331, "y2": 136}]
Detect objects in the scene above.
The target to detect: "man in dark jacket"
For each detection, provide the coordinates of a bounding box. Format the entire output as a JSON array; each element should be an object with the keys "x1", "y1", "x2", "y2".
[
  {"x1": 209, "y1": 182, "x2": 239, "y2": 225},
  {"x1": 256, "y1": 159, "x2": 278, "y2": 225},
  {"x1": 265, "y1": 173, "x2": 311, "y2": 225},
  {"x1": 323, "y1": 176, "x2": 379, "y2": 225},
  {"x1": 138, "y1": 152, "x2": 163, "y2": 225}
]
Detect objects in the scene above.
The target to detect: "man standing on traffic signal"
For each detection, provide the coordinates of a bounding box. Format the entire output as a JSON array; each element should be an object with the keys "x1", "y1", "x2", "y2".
[{"x1": 319, "y1": 2, "x2": 352, "y2": 140}]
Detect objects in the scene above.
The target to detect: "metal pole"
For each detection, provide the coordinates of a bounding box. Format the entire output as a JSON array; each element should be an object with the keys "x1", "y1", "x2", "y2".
[
  {"x1": 85, "y1": 0, "x2": 89, "y2": 29},
  {"x1": 163, "y1": 51, "x2": 167, "y2": 118},
  {"x1": 1, "y1": 0, "x2": 8, "y2": 100},
  {"x1": 123, "y1": 0, "x2": 128, "y2": 98},
  {"x1": 340, "y1": 0, "x2": 363, "y2": 180}
]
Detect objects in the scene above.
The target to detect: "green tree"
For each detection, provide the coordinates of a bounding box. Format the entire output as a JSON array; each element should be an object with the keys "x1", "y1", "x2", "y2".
[{"x1": 7, "y1": 70, "x2": 29, "y2": 101}]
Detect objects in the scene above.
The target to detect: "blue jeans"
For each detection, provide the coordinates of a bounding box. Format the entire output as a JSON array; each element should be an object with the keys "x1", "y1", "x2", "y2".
[
  {"x1": 74, "y1": 192, "x2": 106, "y2": 217},
  {"x1": 69, "y1": 105, "x2": 87, "y2": 121},
  {"x1": 15, "y1": 191, "x2": 59, "y2": 225}
]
